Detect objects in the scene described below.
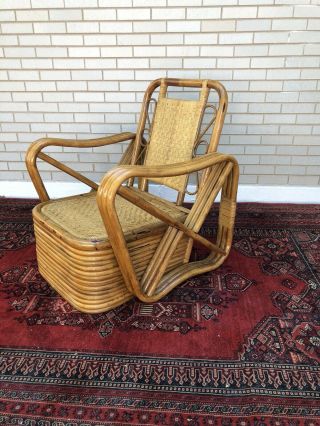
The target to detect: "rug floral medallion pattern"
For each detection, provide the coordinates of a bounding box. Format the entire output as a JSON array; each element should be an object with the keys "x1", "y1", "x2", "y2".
[
  {"x1": 0, "y1": 259, "x2": 257, "y2": 337},
  {"x1": 0, "y1": 199, "x2": 319, "y2": 425}
]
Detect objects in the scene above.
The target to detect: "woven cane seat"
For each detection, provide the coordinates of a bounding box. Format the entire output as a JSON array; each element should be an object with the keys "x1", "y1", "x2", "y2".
[{"x1": 37, "y1": 188, "x2": 189, "y2": 243}]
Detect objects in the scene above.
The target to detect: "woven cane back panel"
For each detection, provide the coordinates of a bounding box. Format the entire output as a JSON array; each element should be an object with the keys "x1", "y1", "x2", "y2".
[
  {"x1": 144, "y1": 97, "x2": 204, "y2": 192},
  {"x1": 41, "y1": 190, "x2": 187, "y2": 242}
]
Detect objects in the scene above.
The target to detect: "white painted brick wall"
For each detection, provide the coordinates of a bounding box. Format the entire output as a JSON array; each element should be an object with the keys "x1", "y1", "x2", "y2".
[{"x1": 0, "y1": 1, "x2": 319, "y2": 186}]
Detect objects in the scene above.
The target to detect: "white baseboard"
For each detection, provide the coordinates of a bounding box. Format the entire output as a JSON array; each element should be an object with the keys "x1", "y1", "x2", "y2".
[{"x1": 0, "y1": 181, "x2": 319, "y2": 203}]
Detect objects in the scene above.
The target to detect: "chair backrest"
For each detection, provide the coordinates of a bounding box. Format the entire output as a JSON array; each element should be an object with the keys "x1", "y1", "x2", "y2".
[{"x1": 128, "y1": 78, "x2": 228, "y2": 203}]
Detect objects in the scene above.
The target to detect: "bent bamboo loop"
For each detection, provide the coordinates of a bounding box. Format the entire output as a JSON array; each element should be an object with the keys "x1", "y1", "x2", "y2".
[
  {"x1": 25, "y1": 132, "x2": 136, "y2": 202},
  {"x1": 97, "y1": 152, "x2": 238, "y2": 302}
]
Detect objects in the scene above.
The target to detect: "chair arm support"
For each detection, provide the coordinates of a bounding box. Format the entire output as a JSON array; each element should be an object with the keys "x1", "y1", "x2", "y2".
[
  {"x1": 26, "y1": 132, "x2": 135, "y2": 167},
  {"x1": 97, "y1": 151, "x2": 238, "y2": 203},
  {"x1": 25, "y1": 132, "x2": 136, "y2": 201}
]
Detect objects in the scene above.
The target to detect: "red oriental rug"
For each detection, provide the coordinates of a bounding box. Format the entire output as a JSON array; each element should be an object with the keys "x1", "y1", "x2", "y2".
[{"x1": 0, "y1": 198, "x2": 319, "y2": 425}]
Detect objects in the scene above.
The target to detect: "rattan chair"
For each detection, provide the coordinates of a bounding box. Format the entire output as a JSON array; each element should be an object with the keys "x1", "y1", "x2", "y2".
[{"x1": 26, "y1": 78, "x2": 239, "y2": 313}]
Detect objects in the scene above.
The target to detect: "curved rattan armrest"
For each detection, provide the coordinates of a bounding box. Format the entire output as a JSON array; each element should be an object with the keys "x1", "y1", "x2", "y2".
[
  {"x1": 98, "y1": 152, "x2": 238, "y2": 199},
  {"x1": 26, "y1": 132, "x2": 135, "y2": 157},
  {"x1": 26, "y1": 132, "x2": 136, "y2": 201}
]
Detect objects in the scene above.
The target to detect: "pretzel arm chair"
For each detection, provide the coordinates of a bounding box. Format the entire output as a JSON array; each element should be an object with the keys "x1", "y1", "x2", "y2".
[{"x1": 26, "y1": 78, "x2": 239, "y2": 313}]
